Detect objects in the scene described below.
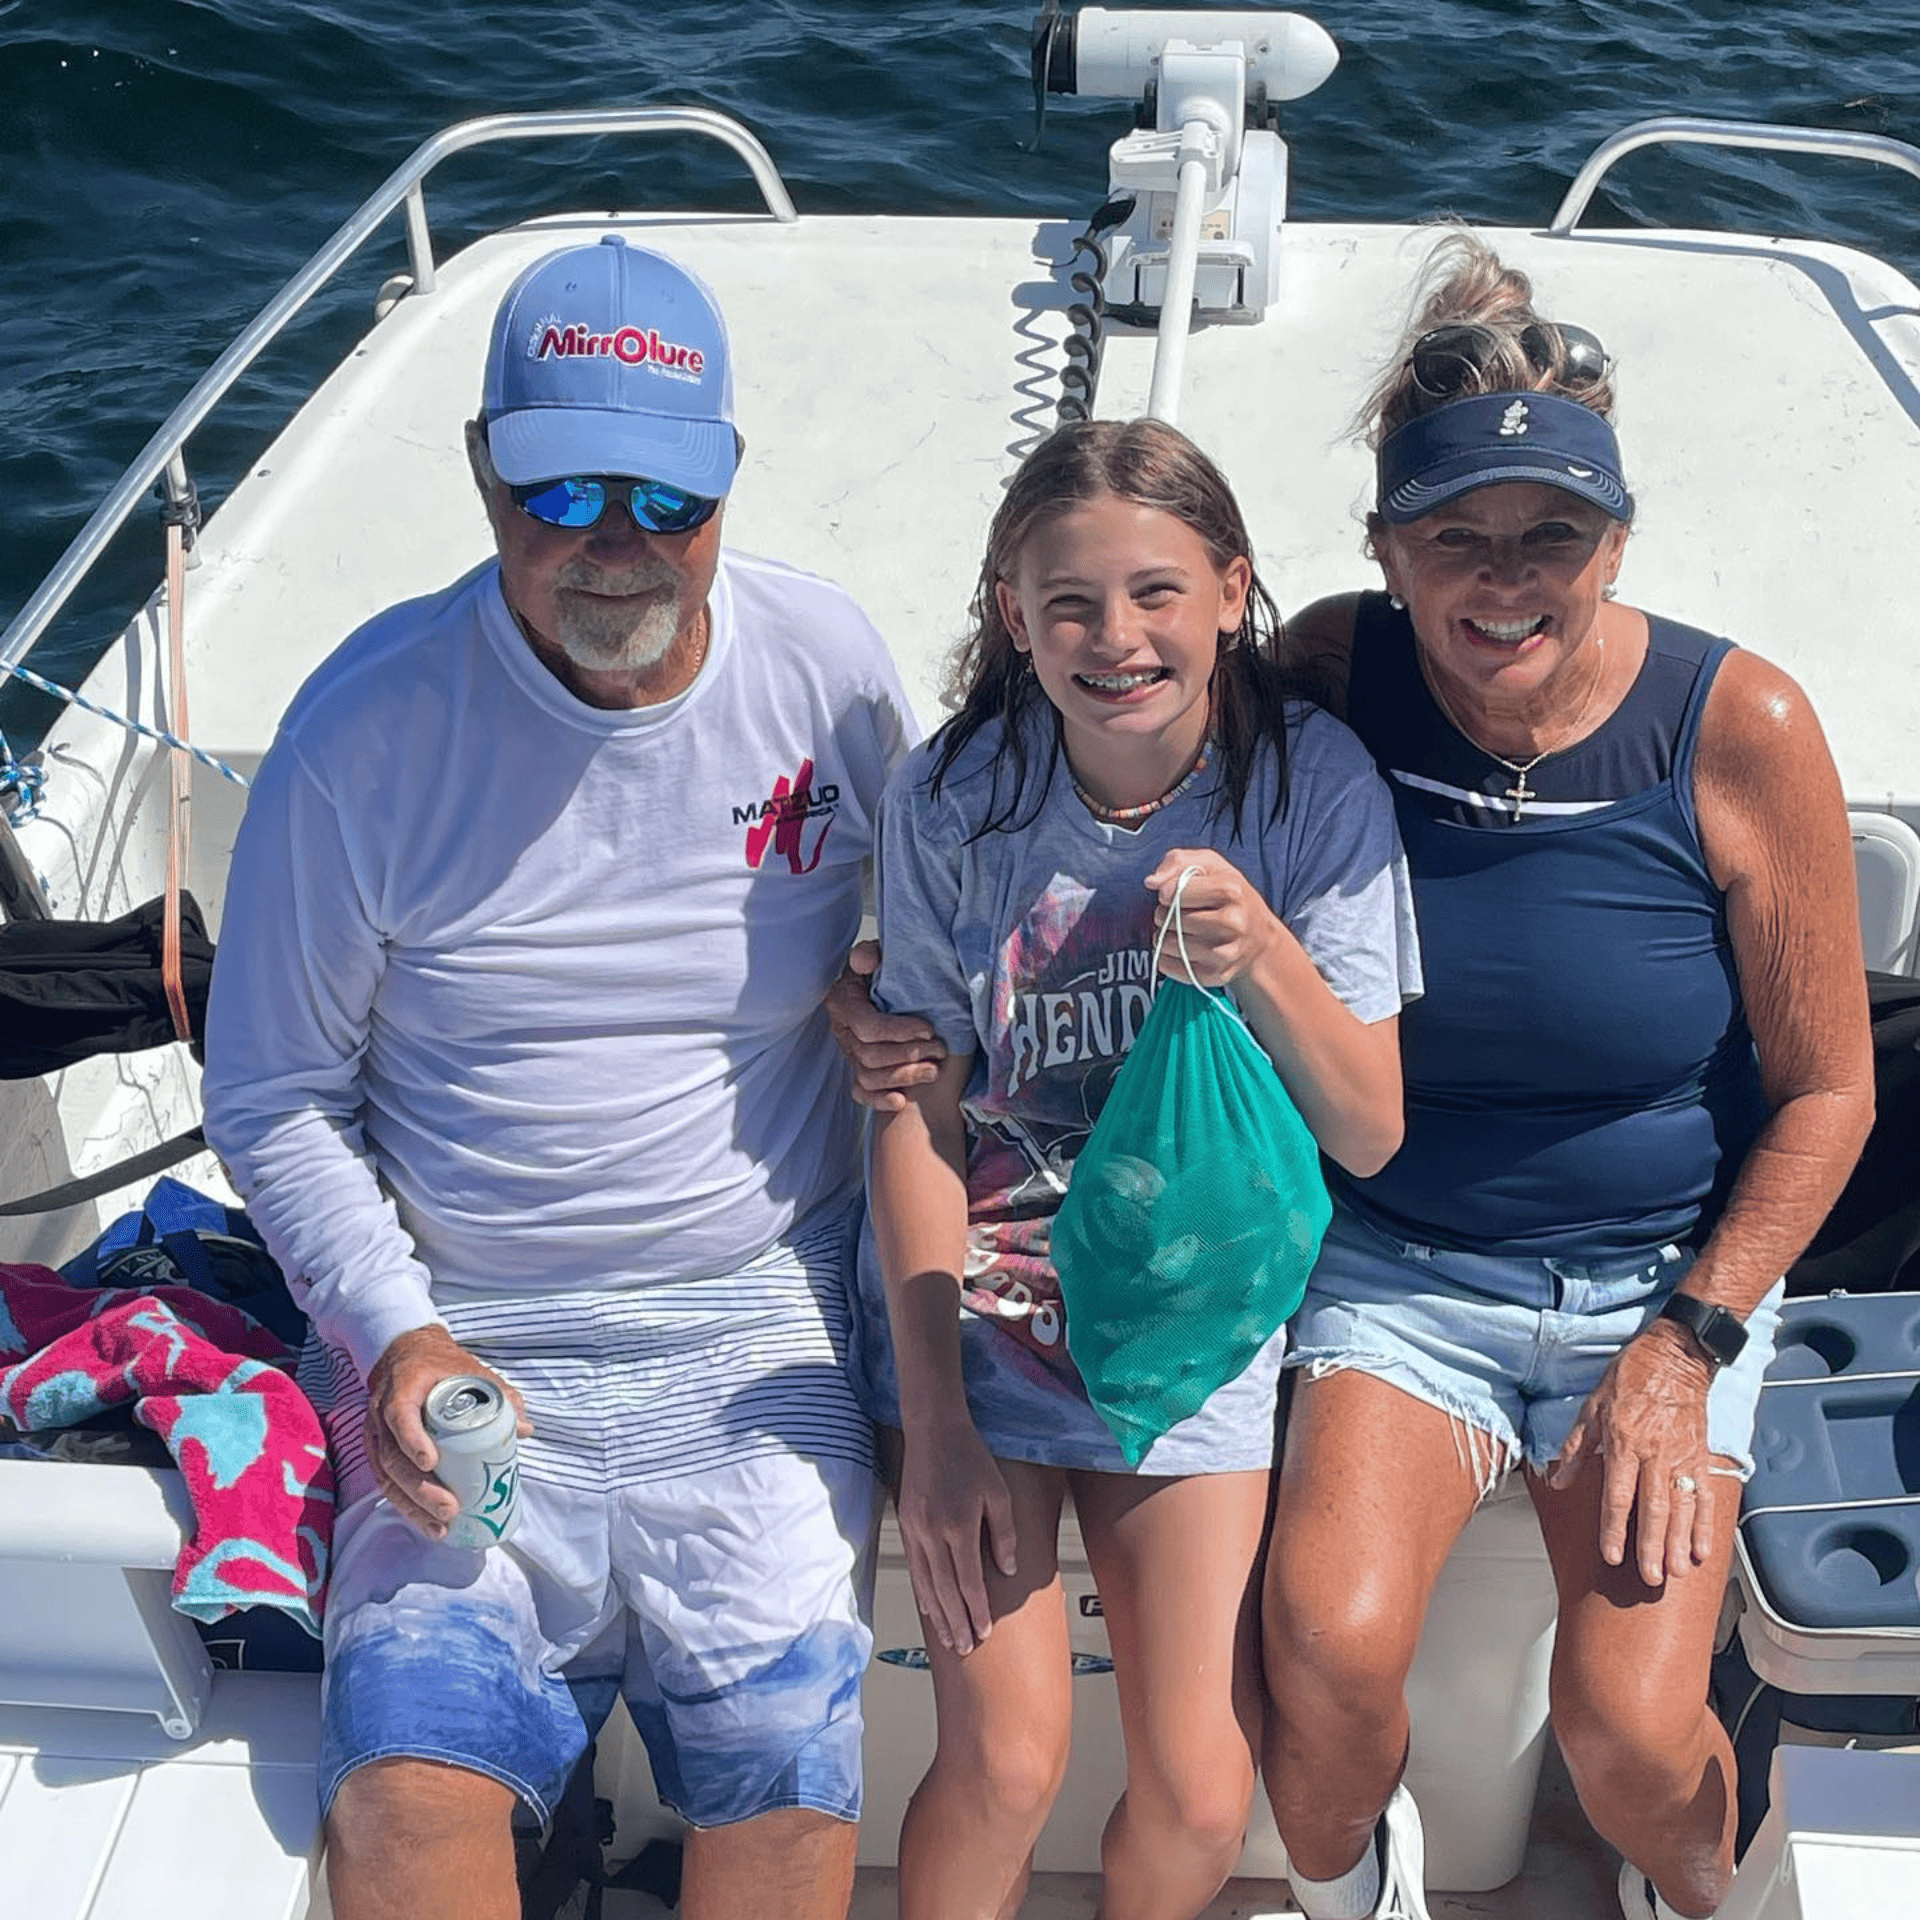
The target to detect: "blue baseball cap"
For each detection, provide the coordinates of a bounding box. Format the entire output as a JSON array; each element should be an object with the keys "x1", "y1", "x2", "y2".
[
  {"x1": 1376, "y1": 390, "x2": 1633, "y2": 525},
  {"x1": 482, "y1": 235, "x2": 738, "y2": 497}
]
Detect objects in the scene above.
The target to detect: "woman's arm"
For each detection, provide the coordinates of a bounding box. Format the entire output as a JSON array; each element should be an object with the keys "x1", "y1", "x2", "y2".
[
  {"x1": 1280, "y1": 593, "x2": 1364, "y2": 720},
  {"x1": 1146, "y1": 849, "x2": 1406, "y2": 1176},
  {"x1": 1685, "y1": 648, "x2": 1875, "y2": 1311},
  {"x1": 1554, "y1": 649, "x2": 1874, "y2": 1582},
  {"x1": 870, "y1": 1050, "x2": 1018, "y2": 1655}
]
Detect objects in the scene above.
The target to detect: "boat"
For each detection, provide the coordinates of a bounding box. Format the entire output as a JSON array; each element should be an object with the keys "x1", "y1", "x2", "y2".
[{"x1": 2, "y1": 8, "x2": 1917, "y2": 1916}]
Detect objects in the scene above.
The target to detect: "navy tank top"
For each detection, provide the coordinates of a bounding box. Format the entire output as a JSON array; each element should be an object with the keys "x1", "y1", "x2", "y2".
[{"x1": 1337, "y1": 593, "x2": 1769, "y2": 1257}]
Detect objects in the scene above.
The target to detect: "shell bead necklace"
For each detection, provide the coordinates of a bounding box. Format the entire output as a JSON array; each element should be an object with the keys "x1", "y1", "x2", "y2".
[{"x1": 1070, "y1": 738, "x2": 1212, "y2": 829}]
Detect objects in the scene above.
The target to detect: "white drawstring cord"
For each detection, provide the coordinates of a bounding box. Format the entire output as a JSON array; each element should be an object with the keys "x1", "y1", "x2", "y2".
[{"x1": 1150, "y1": 863, "x2": 1235, "y2": 1011}]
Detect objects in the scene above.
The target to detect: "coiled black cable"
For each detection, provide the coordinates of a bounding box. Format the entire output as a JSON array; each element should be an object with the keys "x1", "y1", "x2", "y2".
[{"x1": 1058, "y1": 194, "x2": 1135, "y2": 424}]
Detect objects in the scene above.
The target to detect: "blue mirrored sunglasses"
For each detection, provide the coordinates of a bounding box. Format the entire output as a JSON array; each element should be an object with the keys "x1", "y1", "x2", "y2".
[{"x1": 509, "y1": 475, "x2": 721, "y2": 535}]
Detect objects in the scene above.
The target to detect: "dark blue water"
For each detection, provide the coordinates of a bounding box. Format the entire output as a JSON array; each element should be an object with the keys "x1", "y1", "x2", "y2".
[{"x1": 4, "y1": 1, "x2": 1918, "y2": 743}]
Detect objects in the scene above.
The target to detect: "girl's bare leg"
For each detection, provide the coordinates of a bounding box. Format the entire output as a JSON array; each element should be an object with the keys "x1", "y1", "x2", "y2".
[
  {"x1": 1075, "y1": 1466, "x2": 1271, "y2": 1920},
  {"x1": 897, "y1": 1453, "x2": 1072, "y2": 1920}
]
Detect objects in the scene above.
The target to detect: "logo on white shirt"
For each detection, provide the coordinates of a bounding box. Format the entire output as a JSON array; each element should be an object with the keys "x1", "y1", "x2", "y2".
[{"x1": 734, "y1": 757, "x2": 839, "y2": 874}]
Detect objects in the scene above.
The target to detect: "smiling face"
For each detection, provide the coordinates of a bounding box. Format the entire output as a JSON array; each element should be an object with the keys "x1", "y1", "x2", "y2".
[
  {"x1": 469, "y1": 421, "x2": 722, "y2": 707},
  {"x1": 1375, "y1": 481, "x2": 1629, "y2": 720},
  {"x1": 994, "y1": 493, "x2": 1252, "y2": 809}
]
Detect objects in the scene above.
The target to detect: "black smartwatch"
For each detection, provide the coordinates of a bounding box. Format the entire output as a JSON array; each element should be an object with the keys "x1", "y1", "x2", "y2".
[{"x1": 1655, "y1": 1291, "x2": 1749, "y2": 1370}]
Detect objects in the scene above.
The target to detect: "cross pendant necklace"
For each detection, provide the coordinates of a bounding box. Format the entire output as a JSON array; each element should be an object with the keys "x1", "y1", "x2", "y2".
[
  {"x1": 1424, "y1": 639, "x2": 1607, "y2": 822},
  {"x1": 1503, "y1": 760, "x2": 1545, "y2": 815}
]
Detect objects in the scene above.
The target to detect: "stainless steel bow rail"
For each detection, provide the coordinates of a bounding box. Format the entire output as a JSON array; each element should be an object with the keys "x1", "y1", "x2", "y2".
[
  {"x1": 0, "y1": 107, "x2": 796, "y2": 680},
  {"x1": 1549, "y1": 118, "x2": 1920, "y2": 235}
]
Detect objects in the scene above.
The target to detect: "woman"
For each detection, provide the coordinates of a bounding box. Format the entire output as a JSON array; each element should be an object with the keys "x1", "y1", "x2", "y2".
[
  {"x1": 1258, "y1": 236, "x2": 1872, "y2": 1920},
  {"x1": 859, "y1": 419, "x2": 1418, "y2": 1920}
]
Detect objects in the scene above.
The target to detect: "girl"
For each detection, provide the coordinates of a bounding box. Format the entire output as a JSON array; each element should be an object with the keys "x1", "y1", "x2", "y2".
[{"x1": 856, "y1": 419, "x2": 1420, "y2": 1920}]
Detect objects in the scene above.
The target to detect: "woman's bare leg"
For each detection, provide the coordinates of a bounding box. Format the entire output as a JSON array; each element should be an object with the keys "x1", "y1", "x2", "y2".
[
  {"x1": 897, "y1": 1455, "x2": 1072, "y2": 1920},
  {"x1": 1260, "y1": 1371, "x2": 1486, "y2": 1882},
  {"x1": 1529, "y1": 1457, "x2": 1742, "y2": 1918},
  {"x1": 1073, "y1": 1467, "x2": 1271, "y2": 1920}
]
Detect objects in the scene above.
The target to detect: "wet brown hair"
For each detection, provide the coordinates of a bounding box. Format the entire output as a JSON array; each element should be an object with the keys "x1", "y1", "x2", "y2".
[{"x1": 928, "y1": 418, "x2": 1295, "y2": 839}]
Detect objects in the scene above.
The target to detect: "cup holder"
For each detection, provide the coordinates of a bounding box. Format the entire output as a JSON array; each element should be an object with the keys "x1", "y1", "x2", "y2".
[
  {"x1": 1766, "y1": 1294, "x2": 1920, "y2": 1383},
  {"x1": 1812, "y1": 1522, "x2": 1913, "y2": 1594},
  {"x1": 1770, "y1": 1321, "x2": 1859, "y2": 1380},
  {"x1": 1744, "y1": 1506, "x2": 1920, "y2": 1629}
]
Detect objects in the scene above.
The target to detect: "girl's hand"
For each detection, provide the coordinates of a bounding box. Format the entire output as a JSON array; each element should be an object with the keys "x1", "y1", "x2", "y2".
[
  {"x1": 896, "y1": 1421, "x2": 1018, "y2": 1656},
  {"x1": 1146, "y1": 848, "x2": 1280, "y2": 989}
]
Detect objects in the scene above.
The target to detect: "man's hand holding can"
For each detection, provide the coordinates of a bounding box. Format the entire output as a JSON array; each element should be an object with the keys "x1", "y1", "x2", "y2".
[{"x1": 365, "y1": 1325, "x2": 531, "y2": 1542}]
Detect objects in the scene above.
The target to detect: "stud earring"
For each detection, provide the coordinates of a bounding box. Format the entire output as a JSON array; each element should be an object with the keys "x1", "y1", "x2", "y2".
[
  {"x1": 1388, "y1": 593, "x2": 1407, "y2": 611},
  {"x1": 1601, "y1": 582, "x2": 1618, "y2": 600}
]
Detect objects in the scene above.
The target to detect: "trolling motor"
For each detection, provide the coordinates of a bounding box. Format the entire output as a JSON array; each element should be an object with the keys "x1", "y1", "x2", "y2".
[{"x1": 1031, "y1": 6, "x2": 1339, "y2": 420}]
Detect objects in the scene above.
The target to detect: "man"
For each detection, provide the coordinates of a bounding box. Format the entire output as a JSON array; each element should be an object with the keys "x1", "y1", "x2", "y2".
[{"x1": 204, "y1": 235, "x2": 913, "y2": 1920}]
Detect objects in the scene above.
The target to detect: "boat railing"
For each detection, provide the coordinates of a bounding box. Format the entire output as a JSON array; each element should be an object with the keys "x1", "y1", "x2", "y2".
[
  {"x1": 1550, "y1": 116, "x2": 1920, "y2": 237},
  {"x1": 15, "y1": 108, "x2": 1920, "y2": 683},
  {"x1": 0, "y1": 106, "x2": 796, "y2": 678}
]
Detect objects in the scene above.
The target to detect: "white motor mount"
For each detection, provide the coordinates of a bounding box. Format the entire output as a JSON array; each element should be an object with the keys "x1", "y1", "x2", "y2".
[{"x1": 1041, "y1": 8, "x2": 1340, "y2": 328}]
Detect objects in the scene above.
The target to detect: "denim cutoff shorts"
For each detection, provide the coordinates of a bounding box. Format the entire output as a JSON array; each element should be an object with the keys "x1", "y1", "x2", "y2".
[{"x1": 1284, "y1": 1199, "x2": 1783, "y2": 1487}]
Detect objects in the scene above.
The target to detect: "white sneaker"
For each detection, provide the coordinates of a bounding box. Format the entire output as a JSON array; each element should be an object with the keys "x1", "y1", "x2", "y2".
[
  {"x1": 1616, "y1": 1858, "x2": 1661, "y2": 1919},
  {"x1": 1373, "y1": 1784, "x2": 1433, "y2": 1920}
]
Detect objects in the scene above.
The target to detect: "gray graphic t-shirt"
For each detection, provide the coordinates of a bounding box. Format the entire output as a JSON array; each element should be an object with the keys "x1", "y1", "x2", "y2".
[{"x1": 855, "y1": 702, "x2": 1421, "y2": 1467}]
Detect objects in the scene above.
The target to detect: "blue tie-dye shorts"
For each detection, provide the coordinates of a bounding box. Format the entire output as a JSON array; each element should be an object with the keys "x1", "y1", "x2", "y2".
[
  {"x1": 312, "y1": 1212, "x2": 880, "y2": 1829},
  {"x1": 320, "y1": 1452, "x2": 878, "y2": 1828}
]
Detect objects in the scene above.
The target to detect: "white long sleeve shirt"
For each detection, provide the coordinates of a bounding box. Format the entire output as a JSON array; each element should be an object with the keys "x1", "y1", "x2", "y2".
[{"x1": 203, "y1": 552, "x2": 914, "y2": 1379}]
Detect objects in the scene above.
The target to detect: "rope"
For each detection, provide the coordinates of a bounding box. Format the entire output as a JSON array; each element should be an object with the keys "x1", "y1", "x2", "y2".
[
  {"x1": 161, "y1": 520, "x2": 193, "y2": 1043},
  {"x1": 1151, "y1": 865, "x2": 1233, "y2": 1011},
  {"x1": 0, "y1": 732, "x2": 45, "y2": 823},
  {"x1": 1, "y1": 657, "x2": 250, "y2": 788}
]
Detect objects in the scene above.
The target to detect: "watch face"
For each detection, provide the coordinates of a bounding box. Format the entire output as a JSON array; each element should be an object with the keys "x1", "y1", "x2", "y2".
[
  {"x1": 1661, "y1": 1293, "x2": 1747, "y2": 1367},
  {"x1": 1698, "y1": 1311, "x2": 1747, "y2": 1367}
]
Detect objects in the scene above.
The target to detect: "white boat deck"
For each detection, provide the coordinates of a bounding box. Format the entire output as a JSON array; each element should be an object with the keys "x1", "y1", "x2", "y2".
[
  {"x1": 23, "y1": 206, "x2": 1920, "y2": 938},
  {"x1": 7, "y1": 90, "x2": 1920, "y2": 1920},
  {"x1": 0, "y1": 1678, "x2": 323, "y2": 1920}
]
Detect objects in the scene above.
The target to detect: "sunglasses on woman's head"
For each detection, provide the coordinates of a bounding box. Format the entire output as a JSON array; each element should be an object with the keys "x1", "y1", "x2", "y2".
[
  {"x1": 1408, "y1": 321, "x2": 1610, "y2": 401},
  {"x1": 509, "y1": 475, "x2": 722, "y2": 536}
]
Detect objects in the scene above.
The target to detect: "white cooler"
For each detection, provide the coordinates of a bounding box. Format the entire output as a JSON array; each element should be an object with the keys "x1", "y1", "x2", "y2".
[
  {"x1": 1718, "y1": 1745, "x2": 1920, "y2": 1919},
  {"x1": 856, "y1": 1474, "x2": 1558, "y2": 1892}
]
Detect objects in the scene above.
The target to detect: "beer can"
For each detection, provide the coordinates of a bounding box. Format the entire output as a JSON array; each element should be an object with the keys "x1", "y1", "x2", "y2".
[{"x1": 423, "y1": 1374, "x2": 522, "y2": 1551}]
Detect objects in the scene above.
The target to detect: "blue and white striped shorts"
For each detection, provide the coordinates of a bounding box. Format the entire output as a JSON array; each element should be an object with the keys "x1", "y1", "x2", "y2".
[{"x1": 308, "y1": 1198, "x2": 881, "y2": 1828}]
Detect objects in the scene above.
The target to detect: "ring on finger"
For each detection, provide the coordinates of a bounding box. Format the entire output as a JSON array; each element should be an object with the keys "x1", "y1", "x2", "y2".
[{"x1": 1672, "y1": 1473, "x2": 1699, "y2": 1496}]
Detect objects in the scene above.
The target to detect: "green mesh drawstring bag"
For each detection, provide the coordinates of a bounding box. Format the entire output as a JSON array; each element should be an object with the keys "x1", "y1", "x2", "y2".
[{"x1": 1050, "y1": 868, "x2": 1332, "y2": 1466}]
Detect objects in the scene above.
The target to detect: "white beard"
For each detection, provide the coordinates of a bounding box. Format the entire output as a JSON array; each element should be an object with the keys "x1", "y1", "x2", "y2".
[{"x1": 550, "y1": 559, "x2": 684, "y2": 672}]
